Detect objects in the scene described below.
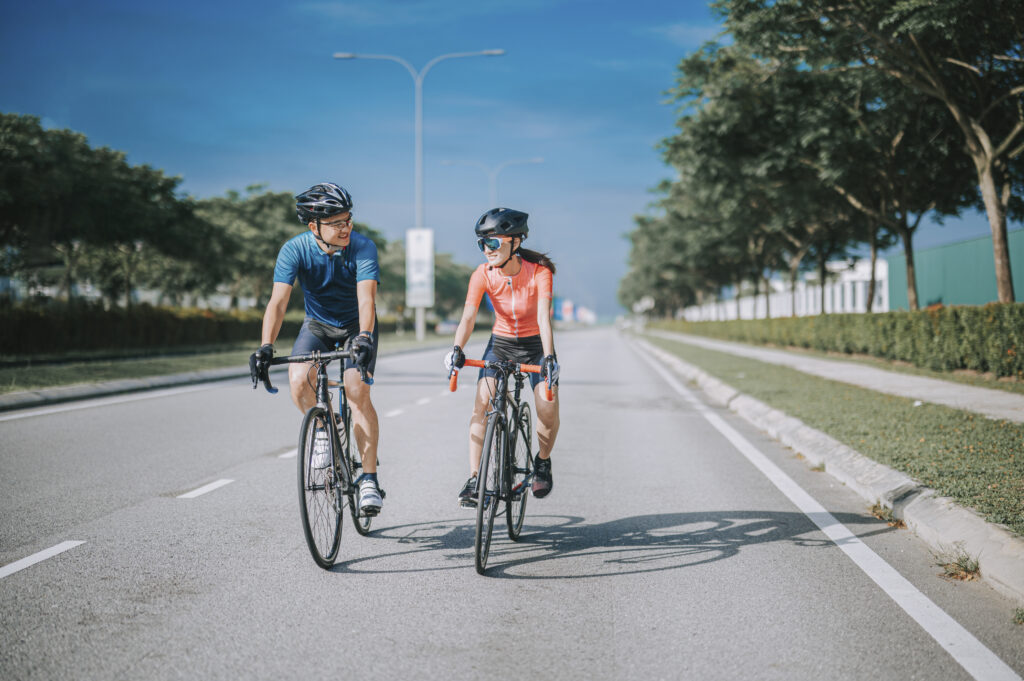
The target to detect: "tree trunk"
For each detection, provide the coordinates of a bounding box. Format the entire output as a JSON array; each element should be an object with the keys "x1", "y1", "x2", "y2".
[
  {"x1": 977, "y1": 162, "x2": 1015, "y2": 302},
  {"x1": 818, "y1": 255, "x2": 827, "y2": 314},
  {"x1": 866, "y1": 226, "x2": 878, "y2": 313},
  {"x1": 762, "y1": 273, "x2": 771, "y2": 319},
  {"x1": 900, "y1": 227, "x2": 918, "y2": 311}
]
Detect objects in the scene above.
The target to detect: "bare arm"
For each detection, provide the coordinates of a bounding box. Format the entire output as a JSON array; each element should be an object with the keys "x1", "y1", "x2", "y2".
[
  {"x1": 536, "y1": 297, "x2": 555, "y2": 357},
  {"x1": 356, "y1": 279, "x2": 377, "y2": 333},
  {"x1": 261, "y1": 282, "x2": 293, "y2": 346},
  {"x1": 452, "y1": 301, "x2": 478, "y2": 349}
]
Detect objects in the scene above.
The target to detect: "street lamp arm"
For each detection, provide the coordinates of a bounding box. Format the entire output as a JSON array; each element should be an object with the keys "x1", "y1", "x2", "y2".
[
  {"x1": 419, "y1": 49, "x2": 505, "y2": 83},
  {"x1": 333, "y1": 52, "x2": 417, "y2": 80}
]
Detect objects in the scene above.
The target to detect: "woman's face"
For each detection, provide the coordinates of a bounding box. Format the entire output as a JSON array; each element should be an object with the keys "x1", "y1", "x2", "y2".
[{"x1": 479, "y1": 235, "x2": 518, "y2": 268}]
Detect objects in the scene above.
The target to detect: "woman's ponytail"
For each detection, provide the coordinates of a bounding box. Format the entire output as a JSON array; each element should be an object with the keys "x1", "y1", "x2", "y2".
[{"x1": 518, "y1": 247, "x2": 556, "y2": 275}]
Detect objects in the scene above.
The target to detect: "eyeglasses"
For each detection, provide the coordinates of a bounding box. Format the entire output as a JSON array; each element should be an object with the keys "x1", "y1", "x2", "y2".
[
  {"x1": 477, "y1": 236, "x2": 510, "y2": 252},
  {"x1": 322, "y1": 216, "x2": 353, "y2": 229}
]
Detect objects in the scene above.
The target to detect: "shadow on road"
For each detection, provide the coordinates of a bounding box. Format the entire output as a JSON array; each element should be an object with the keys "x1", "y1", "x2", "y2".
[{"x1": 330, "y1": 509, "x2": 894, "y2": 578}]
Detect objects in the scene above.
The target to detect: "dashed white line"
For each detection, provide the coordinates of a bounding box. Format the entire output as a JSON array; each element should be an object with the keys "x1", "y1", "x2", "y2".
[
  {"x1": 416, "y1": 397, "x2": 431, "y2": 406},
  {"x1": 278, "y1": 449, "x2": 298, "y2": 459},
  {"x1": 384, "y1": 409, "x2": 404, "y2": 418},
  {"x1": 178, "y1": 479, "x2": 234, "y2": 499},
  {"x1": 0, "y1": 541, "x2": 85, "y2": 579},
  {"x1": 636, "y1": 342, "x2": 1022, "y2": 681}
]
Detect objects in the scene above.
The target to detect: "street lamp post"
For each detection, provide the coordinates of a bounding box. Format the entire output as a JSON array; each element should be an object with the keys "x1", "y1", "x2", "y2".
[
  {"x1": 333, "y1": 50, "x2": 505, "y2": 340},
  {"x1": 441, "y1": 157, "x2": 544, "y2": 207}
]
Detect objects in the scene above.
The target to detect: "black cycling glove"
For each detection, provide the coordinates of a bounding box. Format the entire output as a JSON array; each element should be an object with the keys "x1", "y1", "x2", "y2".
[
  {"x1": 541, "y1": 354, "x2": 560, "y2": 385},
  {"x1": 444, "y1": 345, "x2": 466, "y2": 372},
  {"x1": 351, "y1": 332, "x2": 375, "y2": 372},
  {"x1": 249, "y1": 343, "x2": 274, "y2": 389}
]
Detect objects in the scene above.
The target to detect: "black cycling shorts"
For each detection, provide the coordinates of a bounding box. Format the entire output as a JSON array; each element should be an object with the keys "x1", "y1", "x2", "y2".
[
  {"x1": 293, "y1": 317, "x2": 378, "y2": 376},
  {"x1": 479, "y1": 334, "x2": 552, "y2": 390}
]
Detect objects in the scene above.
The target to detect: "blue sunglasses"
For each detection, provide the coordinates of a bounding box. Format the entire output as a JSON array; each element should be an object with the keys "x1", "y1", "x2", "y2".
[{"x1": 477, "y1": 236, "x2": 511, "y2": 252}]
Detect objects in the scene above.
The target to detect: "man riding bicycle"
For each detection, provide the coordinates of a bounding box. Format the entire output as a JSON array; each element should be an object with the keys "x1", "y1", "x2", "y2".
[{"x1": 250, "y1": 182, "x2": 384, "y2": 515}]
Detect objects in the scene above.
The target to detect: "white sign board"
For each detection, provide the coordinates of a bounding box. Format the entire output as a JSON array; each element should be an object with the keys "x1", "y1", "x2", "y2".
[{"x1": 405, "y1": 228, "x2": 434, "y2": 308}]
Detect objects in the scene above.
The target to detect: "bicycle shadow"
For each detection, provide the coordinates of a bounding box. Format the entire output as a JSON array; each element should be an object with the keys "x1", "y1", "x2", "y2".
[{"x1": 330, "y1": 509, "x2": 895, "y2": 579}]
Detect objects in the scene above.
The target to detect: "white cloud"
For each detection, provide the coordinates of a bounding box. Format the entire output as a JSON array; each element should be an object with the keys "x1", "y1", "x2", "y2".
[
  {"x1": 648, "y1": 22, "x2": 724, "y2": 48},
  {"x1": 295, "y1": 0, "x2": 553, "y2": 27}
]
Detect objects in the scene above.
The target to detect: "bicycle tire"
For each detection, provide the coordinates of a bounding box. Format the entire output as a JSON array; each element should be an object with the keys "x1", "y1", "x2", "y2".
[
  {"x1": 341, "y1": 406, "x2": 373, "y2": 536},
  {"x1": 475, "y1": 413, "x2": 503, "y2": 574},
  {"x1": 506, "y1": 403, "x2": 532, "y2": 540},
  {"x1": 297, "y1": 407, "x2": 343, "y2": 568}
]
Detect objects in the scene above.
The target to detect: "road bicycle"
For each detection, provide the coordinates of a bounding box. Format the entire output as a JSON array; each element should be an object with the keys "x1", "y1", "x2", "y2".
[
  {"x1": 255, "y1": 344, "x2": 379, "y2": 569},
  {"x1": 449, "y1": 359, "x2": 552, "y2": 574}
]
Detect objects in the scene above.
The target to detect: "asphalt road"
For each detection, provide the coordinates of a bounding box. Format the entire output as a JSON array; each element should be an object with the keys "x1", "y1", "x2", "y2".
[{"x1": 2, "y1": 328, "x2": 1022, "y2": 680}]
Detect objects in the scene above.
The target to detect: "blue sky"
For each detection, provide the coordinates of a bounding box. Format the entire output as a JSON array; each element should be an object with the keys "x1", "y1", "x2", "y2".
[{"x1": 0, "y1": 0, "x2": 996, "y2": 316}]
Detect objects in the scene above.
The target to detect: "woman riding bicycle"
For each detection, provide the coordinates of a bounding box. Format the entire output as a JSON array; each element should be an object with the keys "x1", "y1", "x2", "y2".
[{"x1": 445, "y1": 208, "x2": 560, "y2": 507}]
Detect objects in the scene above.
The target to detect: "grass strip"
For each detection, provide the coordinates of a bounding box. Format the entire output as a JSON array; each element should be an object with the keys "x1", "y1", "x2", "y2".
[
  {"x1": 645, "y1": 334, "x2": 1024, "y2": 537},
  {"x1": 0, "y1": 332, "x2": 479, "y2": 395}
]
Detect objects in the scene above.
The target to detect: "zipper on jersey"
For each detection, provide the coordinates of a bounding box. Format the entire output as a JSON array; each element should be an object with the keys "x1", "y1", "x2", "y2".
[{"x1": 506, "y1": 277, "x2": 519, "y2": 338}]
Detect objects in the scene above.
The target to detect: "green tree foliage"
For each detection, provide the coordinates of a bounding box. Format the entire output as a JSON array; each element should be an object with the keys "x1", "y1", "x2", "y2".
[
  {"x1": 624, "y1": 2, "x2": 1021, "y2": 315},
  {"x1": 717, "y1": 0, "x2": 1024, "y2": 302}
]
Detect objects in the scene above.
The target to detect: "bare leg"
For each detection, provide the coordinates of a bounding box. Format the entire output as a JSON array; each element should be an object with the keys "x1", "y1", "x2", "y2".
[
  {"x1": 289, "y1": 362, "x2": 317, "y2": 413},
  {"x1": 468, "y1": 377, "x2": 497, "y2": 475},
  {"x1": 344, "y1": 368, "x2": 379, "y2": 473},
  {"x1": 533, "y1": 382, "x2": 559, "y2": 459}
]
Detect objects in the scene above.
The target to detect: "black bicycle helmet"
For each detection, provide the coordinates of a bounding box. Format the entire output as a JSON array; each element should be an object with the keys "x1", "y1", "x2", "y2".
[
  {"x1": 295, "y1": 182, "x2": 353, "y2": 224},
  {"x1": 475, "y1": 207, "x2": 529, "y2": 240}
]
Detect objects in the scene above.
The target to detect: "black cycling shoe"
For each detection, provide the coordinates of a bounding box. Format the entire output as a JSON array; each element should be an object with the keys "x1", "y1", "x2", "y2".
[
  {"x1": 532, "y1": 455, "x2": 552, "y2": 498},
  {"x1": 458, "y1": 475, "x2": 478, "y2": 508}
]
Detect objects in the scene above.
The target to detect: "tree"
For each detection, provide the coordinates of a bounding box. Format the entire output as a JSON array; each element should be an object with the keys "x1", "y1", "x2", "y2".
[{"x1": 718, "y1": 0, "x2": 1024, "y2": 302}]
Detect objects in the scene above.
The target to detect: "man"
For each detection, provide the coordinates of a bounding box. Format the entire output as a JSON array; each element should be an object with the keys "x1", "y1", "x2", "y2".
[{"x1": 250, "y1": 182, "x2": 384, "y2": 514}]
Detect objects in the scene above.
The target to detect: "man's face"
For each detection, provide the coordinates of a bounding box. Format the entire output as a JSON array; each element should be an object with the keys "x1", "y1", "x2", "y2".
[{"x1": 311, "y1": 213, "x2": 353, "y2": 250}]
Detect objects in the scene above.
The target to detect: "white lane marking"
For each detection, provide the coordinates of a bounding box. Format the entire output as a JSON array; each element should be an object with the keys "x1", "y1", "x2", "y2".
[
  {"x1": 0, "y1": 541, "x2": 86, "y2": 579},
  {"x1": 416, "y1": 397, "x2": 431, "y2": 406},
  {"x1": 635, "y1": 343, "x2": 1022, "y2": 681},
  {"x1": 0, "y1": 385, "x2": 211, "y2": 422},
  {"x1": 278, "y1": 449, "x2": 297, "y2": 459},
  {"x1": 438, "y1": 390, "x2": 452, "y2": 397},
  {"x1": 384, "y1": 409, "x2": 404, "y2": 418},
  {"x1": 177, "y1": 479, "x2": 234, "y2": 499}
]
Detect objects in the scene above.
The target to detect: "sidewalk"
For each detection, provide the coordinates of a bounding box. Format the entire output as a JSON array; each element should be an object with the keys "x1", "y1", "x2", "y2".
[
  {"x1": 645, "y1": 329, "x2": 1024, "y2": 424},
  {"x1": 637, "y1": 331, "x2": 1024, "y2": 606}
]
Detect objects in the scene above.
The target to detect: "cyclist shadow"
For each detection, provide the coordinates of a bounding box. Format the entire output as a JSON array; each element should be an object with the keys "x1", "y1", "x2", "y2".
[{"x1": 333, "y1": 509, "x2": 896, "y2": 579}]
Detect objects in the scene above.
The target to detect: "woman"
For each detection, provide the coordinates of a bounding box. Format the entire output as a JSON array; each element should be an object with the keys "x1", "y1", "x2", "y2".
[{"x1": 444, "y1": 207, "x2": 560, "y2": 506}]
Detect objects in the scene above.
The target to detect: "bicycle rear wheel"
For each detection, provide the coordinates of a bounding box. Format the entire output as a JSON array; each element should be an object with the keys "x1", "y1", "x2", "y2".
[
  {"x1": 298, "y1": 407, "x2": 343, "y2": 568},
  {"x1": 506, "y1": 403, "x2": 532, "y2": 540},
  {"x1": 475, "y1": 413, "x2": 503, "y2": 574}
]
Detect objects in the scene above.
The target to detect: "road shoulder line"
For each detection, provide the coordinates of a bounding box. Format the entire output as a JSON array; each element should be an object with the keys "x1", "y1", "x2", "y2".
[{"x1": 635, "y1": 336, "x2": 1024, "y2": 606}]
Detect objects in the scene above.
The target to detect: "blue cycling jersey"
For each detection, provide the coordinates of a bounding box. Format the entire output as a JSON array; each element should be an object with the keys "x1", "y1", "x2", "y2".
[{"x1": 273, "y1": 230, "x2": 380, "y2": 328}]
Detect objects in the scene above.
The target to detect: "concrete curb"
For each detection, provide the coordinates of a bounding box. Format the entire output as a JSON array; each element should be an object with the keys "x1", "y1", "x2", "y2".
[
  {"x1": 637, "y1": 337, "x2": 1024, "y2": 606},
  {"x1": 0, "y1": 341, "x2": 452, "y2": 413}
]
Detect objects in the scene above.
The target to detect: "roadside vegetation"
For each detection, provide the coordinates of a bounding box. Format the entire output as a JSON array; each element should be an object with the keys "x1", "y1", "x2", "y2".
[
  {"x1": 645, "y1": 335, "x2": 1024, "y2": 537},
  {"x1": 0, "y1": 331, "x2": 489, "y2": 395}
]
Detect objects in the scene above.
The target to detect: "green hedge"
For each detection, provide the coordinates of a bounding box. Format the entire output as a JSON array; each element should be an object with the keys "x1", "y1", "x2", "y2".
[
  {"x1": 0, "y1": 302, "x2": 400, "y2": 356},
  {"x1": 649, "y1": 303, "x2": 1024, "y2": 379}
]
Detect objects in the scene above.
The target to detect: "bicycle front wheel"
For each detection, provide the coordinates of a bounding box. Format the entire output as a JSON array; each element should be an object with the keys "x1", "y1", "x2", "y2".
[
  {"x1": 298, "y1": 407, "x2": 343, "y2": 568},
  {"x1": 475, "y1": 413, "x2": 503, "y2": 575},
  {"x1": 506, "y1": 403, "x2": 532, "y2": 540}
]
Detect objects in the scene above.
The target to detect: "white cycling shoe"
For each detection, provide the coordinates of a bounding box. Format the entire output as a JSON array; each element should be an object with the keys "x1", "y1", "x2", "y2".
[{"x1": 358, "y1": 478, "x2": 383, "y2": 516}]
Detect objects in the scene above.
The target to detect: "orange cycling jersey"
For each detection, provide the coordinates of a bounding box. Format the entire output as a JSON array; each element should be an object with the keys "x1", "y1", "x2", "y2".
[{"x1": 465, "y1": 260, "x2": 553, "y2": 338}]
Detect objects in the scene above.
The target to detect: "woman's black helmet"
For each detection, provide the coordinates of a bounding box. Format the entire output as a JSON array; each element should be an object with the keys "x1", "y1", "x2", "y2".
[
  {"x1": 475, "y1": 207, "x2": 528, "y2": 239},
  {"x1": 296, "y1": 182, "x2": 353, "y2": 224}
]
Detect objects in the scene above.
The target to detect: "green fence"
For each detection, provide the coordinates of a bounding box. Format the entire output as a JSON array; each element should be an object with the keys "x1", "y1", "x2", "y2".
[{"x1": 888, "y1": 228, "x2": 1024, "y2": 309}]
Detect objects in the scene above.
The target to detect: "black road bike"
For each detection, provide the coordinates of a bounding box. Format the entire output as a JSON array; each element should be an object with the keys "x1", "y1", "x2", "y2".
[
  {"x1": 255, "y1": 344, "x2": 379, "y2": 569},
  {"x1": 450, "y1": 359, "x2": 551, "y2": 574}
]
